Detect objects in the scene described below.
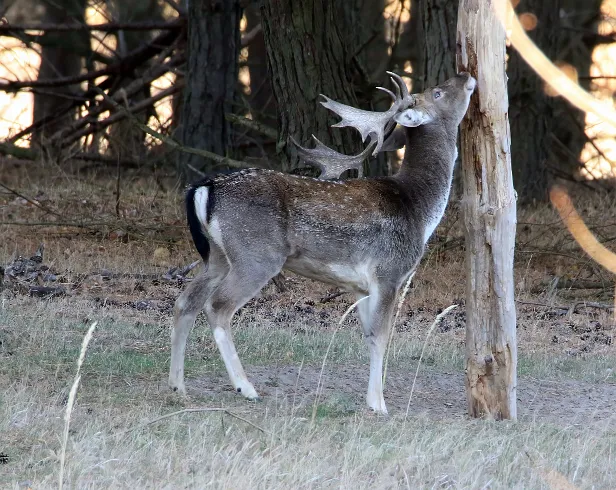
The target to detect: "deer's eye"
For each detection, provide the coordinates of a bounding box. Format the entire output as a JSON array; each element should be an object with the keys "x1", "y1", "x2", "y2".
[{"x1": 433, "y1": 90, "x2": 442, "y2": 100}]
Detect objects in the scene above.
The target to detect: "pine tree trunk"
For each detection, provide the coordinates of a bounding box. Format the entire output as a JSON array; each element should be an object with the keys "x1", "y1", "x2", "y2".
[
  {"x1": 457, "y1": 0, "x2": 517, "y2": 420},
  {"x1": 260, "y1": 0, "x2": 362, "y2": 173},
  {"x1": 178, "y1": 0, "x2": 242, "y2": 181}
]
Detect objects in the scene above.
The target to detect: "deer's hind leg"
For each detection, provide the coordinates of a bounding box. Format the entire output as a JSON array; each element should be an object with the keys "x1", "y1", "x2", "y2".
[
  {"x1": 203, "y1": 253, "x2": 286, "y2": 400},
  {"x1": 169, "y1": 250, "x2": 230, "y2": 394}
]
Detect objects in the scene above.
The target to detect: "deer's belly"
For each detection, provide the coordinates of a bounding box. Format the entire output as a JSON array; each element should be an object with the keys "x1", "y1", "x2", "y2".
[{"x1": 283, "y1": 256, "x2": 372, "y2": 294}]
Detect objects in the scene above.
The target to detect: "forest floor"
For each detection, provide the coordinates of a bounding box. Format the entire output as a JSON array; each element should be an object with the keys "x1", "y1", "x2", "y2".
[{"x1": 1, "y1": 159, "x2": 615, "y2": 488}]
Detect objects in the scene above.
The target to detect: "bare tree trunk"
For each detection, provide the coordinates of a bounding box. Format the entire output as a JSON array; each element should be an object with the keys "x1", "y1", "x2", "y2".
[
  {"x1": 261, "y1": 0, "x2": 362, "y2": 173},
  {"x1": 457, "y1": 0, "x2": 517, "y2": 420},
  {"x1": 32, "y1": 0, "x2": 89, "y2": 144},
  {"x1": 178, "y1": 0, "x2": 242, "y2": 181}
]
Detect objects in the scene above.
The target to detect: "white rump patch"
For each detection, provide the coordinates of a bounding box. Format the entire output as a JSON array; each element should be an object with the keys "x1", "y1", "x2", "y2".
[{"x1": 194, "y1": 187, "x2": 209, "y2": 226}]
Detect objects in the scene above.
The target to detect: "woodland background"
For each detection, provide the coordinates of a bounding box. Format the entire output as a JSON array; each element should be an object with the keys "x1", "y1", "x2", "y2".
[{"x1": 0, "y1": 0, "x2": 615, "y2": 201}]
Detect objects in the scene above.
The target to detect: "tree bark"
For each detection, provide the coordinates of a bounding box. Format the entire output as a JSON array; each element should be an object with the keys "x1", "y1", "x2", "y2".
[
  {"x1": 178, "y1": 0, "x2": 242, "y2": 181},
  {"x1": 457, "y1": 0, "x2": 517, "y2": 420},
  {"x1": 421, "y1": 0, "x2": 458, "y2": 89},
  {"x1": 32, "y1": 0, "x2": 89, "y2": 143},
  {"x1": 261, "y1": 0, "x2": 362, "y2": 173}
]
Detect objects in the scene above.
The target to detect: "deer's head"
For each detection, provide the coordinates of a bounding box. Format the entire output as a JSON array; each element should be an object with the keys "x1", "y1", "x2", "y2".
[
  {"x1": 394, "y1": 72, "x2": 476, "y2": 130},
  {"x1": 294, "y1": 72, "x2": 476, "y2": 178}
]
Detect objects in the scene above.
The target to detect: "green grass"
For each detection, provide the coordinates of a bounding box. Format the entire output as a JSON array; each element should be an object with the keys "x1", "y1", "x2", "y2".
[{"x1": 1, "y1": 303, "x2": 614, "y2": 384}]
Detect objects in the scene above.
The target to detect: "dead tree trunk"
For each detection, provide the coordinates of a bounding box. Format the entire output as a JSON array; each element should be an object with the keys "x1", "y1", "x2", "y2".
[
  {"x1": 456, "y1": 0, "x2": 517, "y2": 420},
  {"x1": 178, "y1": 0, "x2": 242, "y2": 180},
  {"x1": 260, "y1": 0, "x2": 362, "y2": 173}
]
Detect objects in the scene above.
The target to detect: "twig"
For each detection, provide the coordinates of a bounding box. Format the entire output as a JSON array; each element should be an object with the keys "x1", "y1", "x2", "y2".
[
  {"x1": 0, "y1": 20, "x2": 183, "y2": 33},
  {"x1": 0, "y1": 181, "x2": 62, "y2": 217},
  {"x1": 225, "y1": 113, "x2": 277, "y2": 139},
  {"x1": 124, "y1": 407, "x2": 268, "y2": 435},
  {"x1": 58, "y1": 321, "x2": 97, "y2": 490},
  {"x1": 319, "y1": 291, "x2": 345, "y2": 303},
  {"x1": 94, "y1": 88, "x2": 251, "y2": 170}
]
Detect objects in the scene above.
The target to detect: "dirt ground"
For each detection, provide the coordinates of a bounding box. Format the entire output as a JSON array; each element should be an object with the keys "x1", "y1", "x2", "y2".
[{"x1": 185, "y1": 363, "x2": 616, "y2": 424}]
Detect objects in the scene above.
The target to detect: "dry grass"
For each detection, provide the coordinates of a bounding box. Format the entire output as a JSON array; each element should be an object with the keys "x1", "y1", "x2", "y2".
[{"x1": 1, "y1": 162, "x2": 616, "y2": 488}]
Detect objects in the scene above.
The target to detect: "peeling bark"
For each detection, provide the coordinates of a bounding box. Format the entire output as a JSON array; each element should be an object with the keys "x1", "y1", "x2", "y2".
[{"x1": 457, "y1": 0, "x2": 517, "y2": 420}]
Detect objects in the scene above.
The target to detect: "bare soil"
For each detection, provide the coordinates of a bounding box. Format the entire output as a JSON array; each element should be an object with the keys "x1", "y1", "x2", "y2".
[{"x1": 187, "y1": 364, "x2": 616, "y2": 426}]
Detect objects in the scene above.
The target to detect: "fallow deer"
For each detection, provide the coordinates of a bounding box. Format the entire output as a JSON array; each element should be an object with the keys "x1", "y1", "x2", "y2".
[{"x1": 169, "y1": 72, "x2": 476, "y2": 414}]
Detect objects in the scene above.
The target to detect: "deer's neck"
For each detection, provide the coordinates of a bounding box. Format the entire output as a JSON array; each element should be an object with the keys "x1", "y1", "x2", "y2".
[
  {"x1": 393, "y1": 124, "x2": 459, "y2": 243},
  {"x1": 397, "y1": 124, "x2": 458, "y2": 180}
]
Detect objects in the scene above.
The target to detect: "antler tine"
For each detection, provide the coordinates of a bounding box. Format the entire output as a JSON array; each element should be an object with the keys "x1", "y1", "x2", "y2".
[
  {"x1": 316, "y1": 72, "x2": 414, "y2": 158},
  {"x1": 292, "y1": 135, "x2": 376, "y2": 179},
  {"x1": 386, "y1": 71, "x2": 413, "y2": 107},
  {"x1": 376, "y1": 86, "x2": 396, "y2": 102}
]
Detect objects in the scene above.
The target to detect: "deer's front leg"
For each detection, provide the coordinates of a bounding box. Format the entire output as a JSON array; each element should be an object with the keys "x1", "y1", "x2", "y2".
[{"x1": 357, "y1": 286, "x2": 397, "y2": 414}]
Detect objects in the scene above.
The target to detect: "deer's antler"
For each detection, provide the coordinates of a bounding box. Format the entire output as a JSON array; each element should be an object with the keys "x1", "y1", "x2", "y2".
[
  {"x1": 320, "y1": 72, "x2": 413, "y2": 155},
  {"x1": 292, "y1": 136, "x2": 376, "y2": 179},
  {"x1": 294, "y1": 72, "x2": 413, "y2": 179}
]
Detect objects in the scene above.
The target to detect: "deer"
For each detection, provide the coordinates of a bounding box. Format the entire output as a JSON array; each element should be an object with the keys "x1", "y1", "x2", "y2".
[{"x1": 169, "y1": 72, "x2": 476, "y2": 414}]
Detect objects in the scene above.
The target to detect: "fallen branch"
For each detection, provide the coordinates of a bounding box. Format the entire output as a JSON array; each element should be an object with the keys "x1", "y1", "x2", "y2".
[
  {"x1": 48, "y1": 54, "x2": 185, "y2": 144},
  {"x1": 94, "y1": 88, "x2": 251, "y2": 170},
  {"x1": 0, "y1": 142, "x2": 142, "y2": 166},
  {"x1": 60, "y1": 85, "x2": 182, "y2": 147},
  {"x1": 29, "y1": 285, "x2": 67, "y2": 298},
  {"x1": 0, "y1": 23, "x2": 183, "y2": 92}
]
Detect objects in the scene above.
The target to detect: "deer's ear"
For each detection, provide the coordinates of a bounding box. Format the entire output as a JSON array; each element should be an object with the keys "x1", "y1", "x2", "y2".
[{"x1": 394, "y1": 108, "x2": 433, "y2": 127}]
